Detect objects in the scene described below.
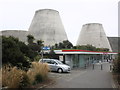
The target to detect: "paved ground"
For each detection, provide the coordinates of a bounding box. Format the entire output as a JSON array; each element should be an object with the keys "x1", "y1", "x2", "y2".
[{"x1": 47, "y1": 62, "x2": 114, "y2": 88}]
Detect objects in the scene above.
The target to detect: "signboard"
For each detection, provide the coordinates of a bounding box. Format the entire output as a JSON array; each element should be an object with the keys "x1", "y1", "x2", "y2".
[
  {"x1": 42, "y1": 47, "x2": 50, "y2": 50},
  {"x1": 59, "y1": 56, "x2": 63, "y2": 62},
  {"x1": 42, "y1": 47, "x2": 50, "y2": 54}
]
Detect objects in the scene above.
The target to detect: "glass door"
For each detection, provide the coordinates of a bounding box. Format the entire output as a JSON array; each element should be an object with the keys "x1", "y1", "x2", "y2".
[{"x1": 73, "y1": 54, "x2": 79, "y2": 68}]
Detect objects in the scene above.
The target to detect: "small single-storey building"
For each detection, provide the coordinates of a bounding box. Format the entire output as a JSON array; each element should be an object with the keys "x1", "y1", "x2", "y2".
[{"x1": 54, "y1": 50, "x2": 117, "y2": 69}]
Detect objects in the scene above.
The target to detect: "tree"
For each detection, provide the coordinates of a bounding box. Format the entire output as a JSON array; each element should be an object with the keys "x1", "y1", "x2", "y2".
[
  {"x1": 96, "y1": 48, "x2": 109, "y2": 52},
  {"x1": 49, "y1": 50, "x2": 56, "y2": 59},
  {"x1": 27, "y1": 35, "x2": 41, "y2": 60},
  {"x1": 55, "y1": 43, "x2": 58, "y2": 49},
  {"x1": 2, "y1": 36, "x2": 30, "y2": 70},
  {"x1": 37, "y1": 40, "x2": 44, "y2": 52},
  {"x1": 73, "y1": 44, "x2": 96, "y2": 51},
  {"x1": 63, "y1": 40, "x2": 73, "y2": 49},
  {"x1": 53, "y1": 40, "x2": 73, "y2": 49},
  {"x1": 27, "y1": 35, "x2": 35, "y2": 44},
  {"x1": 73, "y1": 44, "x2": 109, "y2": 52},
  {"x1": 37, "y1": 40, "x2": 44, "y2": 46},
  {"x1": 59, "y1": 42, "x2": 64, "y2": 49}
]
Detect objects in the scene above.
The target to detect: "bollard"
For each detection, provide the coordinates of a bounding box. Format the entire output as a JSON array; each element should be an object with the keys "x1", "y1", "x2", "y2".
[
  {"x1": 84, "y1": 64, "x2": 86, "y2": 69},
  {"x1": 93, "y1": 64, "x2": 94, "y2": 70},
  {"x1": 110, "y1": 65, "x2": 112, "y2": 71},
  {"x1": 101, "y1": 64, "x2": 103, "y2": 70}
]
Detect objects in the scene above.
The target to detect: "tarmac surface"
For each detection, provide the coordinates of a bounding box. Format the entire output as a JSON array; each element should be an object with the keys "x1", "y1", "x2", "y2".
[{"x1": 47, "y1": 62, "x2": 115, "y2": 88}]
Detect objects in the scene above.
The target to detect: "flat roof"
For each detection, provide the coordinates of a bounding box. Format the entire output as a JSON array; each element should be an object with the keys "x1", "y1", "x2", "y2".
[{"x1": 54, "y1": 50, "x2": 117, "y2": 55}]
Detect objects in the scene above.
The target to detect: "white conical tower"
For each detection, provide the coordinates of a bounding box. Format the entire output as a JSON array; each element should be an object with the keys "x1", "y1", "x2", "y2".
[
  {"x1": 77, "y1": 23, "x2": 112, "y2": 51},
  {"x1": 2, "y1": 30, "x2": 28, "y2": 43},
  {"x1": 28, "y1": 9, "x2": 68, "y2": 46}
]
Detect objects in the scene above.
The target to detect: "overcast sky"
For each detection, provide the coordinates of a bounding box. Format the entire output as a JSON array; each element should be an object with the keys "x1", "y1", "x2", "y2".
[{"x1": 0, "y1": 0, "x2": 119, "y2": 45}]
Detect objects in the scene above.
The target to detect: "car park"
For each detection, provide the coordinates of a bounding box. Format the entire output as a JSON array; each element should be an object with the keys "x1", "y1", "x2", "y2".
[{"x1": 39, "y1": 59, "x2": 71, "y2": 73}]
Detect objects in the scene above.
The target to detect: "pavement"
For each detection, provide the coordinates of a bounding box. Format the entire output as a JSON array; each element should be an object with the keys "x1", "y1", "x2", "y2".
[{"x1": 46, "y1": 62, "x2": 115, "y2": 88}]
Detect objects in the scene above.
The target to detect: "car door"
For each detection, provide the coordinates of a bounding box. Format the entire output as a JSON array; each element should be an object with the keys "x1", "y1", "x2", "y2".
[
  {"x1": 49, "y1": 60, "x2": 57, "y2": 71},
  {"x1": 44, "y1": 60, "x2": 52, "y2": 70}
]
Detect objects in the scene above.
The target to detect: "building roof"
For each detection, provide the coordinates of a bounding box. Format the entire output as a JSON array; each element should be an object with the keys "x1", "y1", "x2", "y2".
[{"x1": 54, "y1": 50, "x2": 117, "y2": 55}]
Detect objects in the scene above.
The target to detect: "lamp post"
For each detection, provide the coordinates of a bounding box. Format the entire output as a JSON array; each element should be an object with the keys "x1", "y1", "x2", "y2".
[{"x1": 41, "y1": 46, "x2": 43, "y2": 63}]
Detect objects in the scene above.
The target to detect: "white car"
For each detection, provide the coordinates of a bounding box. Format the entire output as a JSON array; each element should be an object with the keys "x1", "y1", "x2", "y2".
[{"x1": 39, "y1": 59, "x2": 71, "y2": 73}]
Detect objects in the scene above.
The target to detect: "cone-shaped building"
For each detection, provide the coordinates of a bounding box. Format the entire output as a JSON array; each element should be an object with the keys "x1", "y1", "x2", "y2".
[
  {"x1": 28, "y1": 9, "x2": 68, "y2": 46},
  {"x1": 77, "y1": 23, "x2": 112, "y2": 51},
  {"x1": 2, "y1": 30, "x2": 28, "y2": 43}
]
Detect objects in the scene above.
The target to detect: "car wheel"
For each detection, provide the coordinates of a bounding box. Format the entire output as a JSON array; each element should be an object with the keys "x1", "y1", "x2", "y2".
[{"x1": 57, "y1": 68, "x2": 63, "y2": 73}]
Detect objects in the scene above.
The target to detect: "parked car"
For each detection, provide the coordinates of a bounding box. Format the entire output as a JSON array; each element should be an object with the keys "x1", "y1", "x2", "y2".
[{"x1": 39, "y1": 59, "x2": 71, "y2": 73}]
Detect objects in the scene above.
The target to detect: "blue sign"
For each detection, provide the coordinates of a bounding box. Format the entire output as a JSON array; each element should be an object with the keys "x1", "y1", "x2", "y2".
[{"x1": 43, "y1": 47, "x2": 50, "y2": 50}]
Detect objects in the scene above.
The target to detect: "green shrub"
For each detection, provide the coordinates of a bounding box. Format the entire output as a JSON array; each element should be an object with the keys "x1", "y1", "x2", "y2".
[{"x1": 33, "y1": 74, "x2": 43, "y2": 85}]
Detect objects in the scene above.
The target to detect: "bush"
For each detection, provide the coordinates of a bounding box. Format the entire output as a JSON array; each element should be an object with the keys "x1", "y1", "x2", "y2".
[
  {"x1": 19, "y1": 72, "x2": 30, "y2": 88},
  {"x1": 113, "y1": 53, "x2": 120, "y2": 73},
  {"x1": 2, "y1": 62, "x2": 49, "y2": 88},
  {"x1": 27, "y1": 62, "x2": 49, "y2": 85},
  {"x1": 113, "y1": 60, "x2": 119, "y2": 73},
  {"x1": 33, "y1": 74, "x2": 43, "y2": 85},
  {"x1": 2, "y1": 65, "x2": 30, "y2": 88},
  {"x1": 0, "y1": 68, "x2": 2, "y2": 88},
  {"x1": 112, "y1": 53, "x2": 120, "y2": 87}
]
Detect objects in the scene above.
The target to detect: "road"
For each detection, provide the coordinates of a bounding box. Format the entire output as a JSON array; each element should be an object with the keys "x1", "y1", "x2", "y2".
[{"x1": 47, "y1": 62, "x2": 114, "y2": 88}]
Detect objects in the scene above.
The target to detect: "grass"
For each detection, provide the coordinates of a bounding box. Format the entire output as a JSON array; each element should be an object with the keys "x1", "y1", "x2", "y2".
[{"x1": 2, "y1": 62, "x2": 49, "y2": 88}]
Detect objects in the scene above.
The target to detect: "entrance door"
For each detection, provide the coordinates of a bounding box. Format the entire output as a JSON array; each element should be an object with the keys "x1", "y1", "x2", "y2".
[
  {"x1": 79, "y1": 55, "x2": 85, "y2": 68},
  {"x1": 73, "y1": 55, "x2": 79, "y2": 68}
]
